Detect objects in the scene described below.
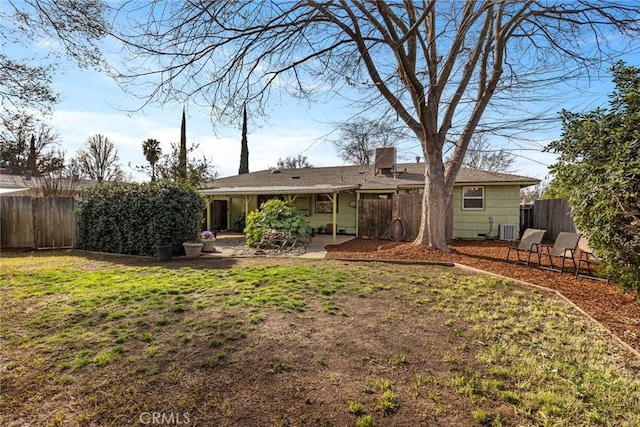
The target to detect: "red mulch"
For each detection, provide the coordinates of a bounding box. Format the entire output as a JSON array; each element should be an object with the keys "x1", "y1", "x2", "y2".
[{"x1": 326, "y1": 238, "x2": 640, "y2": 355}]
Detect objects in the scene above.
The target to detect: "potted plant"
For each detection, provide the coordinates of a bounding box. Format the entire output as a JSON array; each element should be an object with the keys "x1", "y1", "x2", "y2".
[
  {"x1": 200, "y1": 230, "x2": 217, "y2": 252},
  {"x1": 182, "y1": 239, "x2": 204, "y2": 258},
  {"x1": 156, "y1": 239, "x2": 172, "y2": 262}
]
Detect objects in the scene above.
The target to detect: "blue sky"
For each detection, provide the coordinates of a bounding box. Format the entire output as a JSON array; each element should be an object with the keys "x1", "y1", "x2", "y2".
[{"x1": 5, "y1": 4, "x2": 638, "y2": 182}]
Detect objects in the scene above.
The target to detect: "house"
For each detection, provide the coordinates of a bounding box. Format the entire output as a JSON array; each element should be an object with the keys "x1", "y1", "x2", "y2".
[
  {"x1": 0, "y1": 173, "x2": 96, "y2": 197},
  {"x1": 200, "y1": 149, "x2": 539, "y2": 241}
]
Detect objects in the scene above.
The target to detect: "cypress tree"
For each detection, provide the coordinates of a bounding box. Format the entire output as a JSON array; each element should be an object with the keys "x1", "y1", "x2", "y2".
[
  {"x1": 178, "y1": 107, "x2": 187, "y2": 180},
  {"x1": 238, "y1": 104, "x2": 249, "y2": 174}
]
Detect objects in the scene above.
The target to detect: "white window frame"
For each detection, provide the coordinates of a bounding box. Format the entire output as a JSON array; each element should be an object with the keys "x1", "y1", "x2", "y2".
[{"x1": 462, "y1": 186, "x2": 484, "y2": 210}]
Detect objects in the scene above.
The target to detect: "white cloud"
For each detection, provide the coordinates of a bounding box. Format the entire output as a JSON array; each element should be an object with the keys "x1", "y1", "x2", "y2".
[{"x1": 50, "y1": 107, "x2": 344, "y2": 181}]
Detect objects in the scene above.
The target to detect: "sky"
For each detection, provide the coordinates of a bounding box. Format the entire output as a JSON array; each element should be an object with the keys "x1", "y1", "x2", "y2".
[{"x1": 4, "y1": 3, "x2": 638, "y2": 183}]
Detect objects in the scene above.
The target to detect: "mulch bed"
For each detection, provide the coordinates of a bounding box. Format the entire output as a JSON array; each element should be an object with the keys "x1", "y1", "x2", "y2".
[{"x1": 325, "y1": 238, "x2": 640, "y2": 355}]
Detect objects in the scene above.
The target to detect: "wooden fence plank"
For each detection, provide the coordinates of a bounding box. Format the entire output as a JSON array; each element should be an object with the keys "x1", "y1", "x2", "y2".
[
  {"x1": 1, "y1": 196, "x2": 76, "y2": 249},
  {"x1": 1, "y1": 196, "x2": 34, "y2": 248},
  {"x1": 533, "y1": 198, "x2": 576, "y2": 241},
  {"x1": 34, "y1": 197, "x2": 76, "y2": 248}
]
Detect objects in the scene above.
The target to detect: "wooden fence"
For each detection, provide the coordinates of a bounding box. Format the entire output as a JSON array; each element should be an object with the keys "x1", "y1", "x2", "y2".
[
  {"x1": 358, "y1": 198, "x2": 393, "y2": 239},
  {"x1": 358, "y1": 193, "x2": 422, "y2": 241},
  {"x1": 1, "y1": 196, "x2": 77, "y2": 249},
  {"x1": 532, "y1": 198, "x2": 577, "y2": 241},
  {"x1": 359, "y1": 195, "x2": 579, "y2": 243}
]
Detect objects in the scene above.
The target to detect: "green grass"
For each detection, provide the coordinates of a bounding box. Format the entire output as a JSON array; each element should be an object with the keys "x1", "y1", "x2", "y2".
[{"x1": 1, "y1": 253, "x2": 639, "y2": 426}]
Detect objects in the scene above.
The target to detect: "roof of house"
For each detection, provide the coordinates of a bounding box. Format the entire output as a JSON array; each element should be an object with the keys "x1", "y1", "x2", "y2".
[
  {"x1": 201, "y1": 163, "x2": 539, "y2": 195},
  {"x1": 0, "y1": 173, "x2": 98, "y2": 193}
]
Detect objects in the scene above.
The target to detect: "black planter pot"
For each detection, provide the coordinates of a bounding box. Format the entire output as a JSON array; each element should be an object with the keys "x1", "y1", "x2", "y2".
[{"x1": 157, "y1": 244, "x2": 172, "y2": 262}]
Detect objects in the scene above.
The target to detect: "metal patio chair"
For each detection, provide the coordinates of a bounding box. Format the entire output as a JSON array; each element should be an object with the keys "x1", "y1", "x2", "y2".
[
  {"x1": 505, "y1": 228, "x2": 546, "y2": 266},
  {"x1": 575, "y1": 249, "x2": 610, "y2": 283},
  {"x1": 538, "y1": 232, "x2": 582, "y2": 274}
]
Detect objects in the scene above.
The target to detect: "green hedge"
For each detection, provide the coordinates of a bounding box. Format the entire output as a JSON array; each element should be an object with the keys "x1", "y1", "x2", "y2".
[{"x1": 76, "y1": 182, "x2": 204, "y2": 256}]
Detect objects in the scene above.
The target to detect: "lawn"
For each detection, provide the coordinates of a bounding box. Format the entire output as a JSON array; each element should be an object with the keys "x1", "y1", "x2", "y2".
[{"x1": 1, "y1": 252, "x2": 639, "y2": 426}]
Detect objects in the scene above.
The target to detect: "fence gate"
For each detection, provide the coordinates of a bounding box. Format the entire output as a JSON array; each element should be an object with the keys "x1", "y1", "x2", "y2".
[
  {"x1": 358, "y1": 193, "x2": 422, "y2": 241},
  {"x1": 358, "y1": 199, "x2": 393, "y2": 239},
  {"x1": 392, "y1": 193, "x2": 422, "y2": 241}
]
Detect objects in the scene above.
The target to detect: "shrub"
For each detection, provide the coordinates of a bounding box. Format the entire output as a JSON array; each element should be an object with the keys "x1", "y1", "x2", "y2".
[
  {"x1": 546, "y1": 62, "x2": 640, "y2": 291},
  {"x1": 76, "y1": 182, "x2": 204, "y2": 255},
  {"x1": 244, "y1": 199, "x2": 311, "y2": 248}
]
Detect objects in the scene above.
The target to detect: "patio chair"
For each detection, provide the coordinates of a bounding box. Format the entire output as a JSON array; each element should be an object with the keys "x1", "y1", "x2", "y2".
[
  {"x1": 575, "y1": 250, "x2": 610, "y2": 283},
  {"x1": 538, "y1": 232, "x2": 582, "y2": 274},
  {"x1": 505, "y1": 228, "x2": 546, "y2": 266}
]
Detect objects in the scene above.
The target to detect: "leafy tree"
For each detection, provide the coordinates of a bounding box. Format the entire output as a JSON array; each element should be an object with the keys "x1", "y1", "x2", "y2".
[
  {"x1": 462, "y1": 135, "x2": 515, "y2": 173},
  {"x1": 114, "y1": 1, "x2": 638, "y2": 250},
  {"x1": 546, "y1": 62, "x2": 640, "y2": 291},
  {"x1": 244, "y1": 199, "x2": 311, "y2": 248},
  {"x1": 334, "y1": 118, "x2": 405, "y2": 166},
  {"x1": 178, "y1": 107, "x2": 188, "y2": 180},
  {"x1": 75, "y1": 134, "x2": 122, "y2": 182},
  {"x1": 155, "y1": 142, "x2": 216, "y2": 188},
  {"x1": 276, "y1": 155, "x2": 312, "y2": 170},
  {"x1": 239, "y1": 105, "x2": 249, "y2": 174},
  {"x1": 142, "y1": 138, "x2": 162, "y2": 181}
]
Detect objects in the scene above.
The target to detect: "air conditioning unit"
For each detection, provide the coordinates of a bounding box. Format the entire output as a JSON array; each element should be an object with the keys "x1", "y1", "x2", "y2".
[{"x1": 498, "y1": 224, "x2": 518, "y2": 241}]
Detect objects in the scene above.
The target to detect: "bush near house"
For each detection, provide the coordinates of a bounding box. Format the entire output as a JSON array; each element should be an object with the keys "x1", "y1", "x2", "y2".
[
  {"x1": 546, "y1": 62, "x2": 640, "y2": 291},
  {"x1": 244, "y1": 199, "x2": 311, "y2": 248},
  {"x1": 76, "y1": 182, "x2": 204, "y2": 255}
]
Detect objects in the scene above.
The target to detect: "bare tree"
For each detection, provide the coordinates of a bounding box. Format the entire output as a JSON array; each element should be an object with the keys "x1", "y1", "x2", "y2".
[
  {"x1": 34, "y1": 149, "x2": 81, "y2": 196},
  {"x1": 334, "y1": 117, "x2": 406, "y2": 166},
  {"x1": 276, "y1": 155, "x2": 312, "y2": 170},
  {"x1": 112, "y1": 1, "x2": 639, "y2": 250},
  {"x1": 0, "y1": 0, "x2": 109, "y2": 116},
  {"x1": 462, "y1": 135, "x2": 515, "y2": 173},
  {"x1": 0, "y1": 114, "x2": 63, "y2": 176},
  {"x1": 75, "y1": 134, "x2": 122, "y2": 182}
]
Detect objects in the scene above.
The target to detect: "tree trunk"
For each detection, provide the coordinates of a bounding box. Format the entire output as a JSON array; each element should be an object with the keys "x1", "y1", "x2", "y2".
[
  {"x1": 446, "y1": 193, "x2": 454, "y2": 242},
  {"x1": 413, "y1": 152, "x2": 450, "y2": 252}
]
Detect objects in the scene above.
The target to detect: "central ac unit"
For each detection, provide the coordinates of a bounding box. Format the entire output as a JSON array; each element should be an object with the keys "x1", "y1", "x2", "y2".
[{"x1": 499, "y1": 224, "x2": 518, "y2": 241}]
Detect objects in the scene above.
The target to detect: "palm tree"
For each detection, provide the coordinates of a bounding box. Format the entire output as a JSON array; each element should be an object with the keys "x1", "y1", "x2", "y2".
[{"x1": 142, "y1": 138, "x2": 162, "y2": 181}]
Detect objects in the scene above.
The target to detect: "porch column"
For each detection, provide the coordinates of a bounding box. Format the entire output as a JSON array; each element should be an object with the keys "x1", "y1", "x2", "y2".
[
  {"x1": 206, "y1": 196, "x2": 212, "y2": 230},
  {"x1": 355, "y1": 191, "x2": 360, "y2": 237}
]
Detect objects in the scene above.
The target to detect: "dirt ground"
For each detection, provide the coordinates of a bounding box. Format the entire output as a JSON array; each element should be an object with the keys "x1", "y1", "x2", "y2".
[
  {"x1": 325, "y1": 238, "x2": 640, "y2": 355},
  {"x1": 3, "y1": 244, "x2": 640, "y2": 426}
]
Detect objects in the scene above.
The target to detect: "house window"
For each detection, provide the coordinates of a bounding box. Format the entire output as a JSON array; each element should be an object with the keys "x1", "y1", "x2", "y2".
[
  {"x1": 462, "y1": 186, "x2": 484, "y2": 210},
  {"x1": 315, "y1": 193, "x2": 337, "y2": 213}
]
